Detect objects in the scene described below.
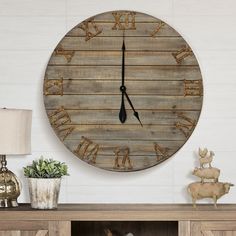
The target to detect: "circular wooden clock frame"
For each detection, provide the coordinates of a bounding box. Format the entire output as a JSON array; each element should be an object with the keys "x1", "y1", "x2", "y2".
[{"x1": 43, "y1": 10, "x2": 203, "y2": 172}]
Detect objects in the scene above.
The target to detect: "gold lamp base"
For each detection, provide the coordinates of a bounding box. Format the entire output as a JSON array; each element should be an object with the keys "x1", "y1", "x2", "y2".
[{"x1": 0, "y1": 155, "x2": 21, "y2": 207}]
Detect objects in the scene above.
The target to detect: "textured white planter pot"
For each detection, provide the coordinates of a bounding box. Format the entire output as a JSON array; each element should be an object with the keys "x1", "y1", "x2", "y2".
[{"x1": 28, "y1": 178, "x2": 61, "y2": 209}]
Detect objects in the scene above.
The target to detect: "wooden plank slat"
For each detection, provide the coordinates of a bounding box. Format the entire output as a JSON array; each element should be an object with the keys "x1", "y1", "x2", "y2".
[
  {"x1": 23, "y1": 232, "x2": 39, "y2": 236},
  {"x1": 35, "y1": 230, "x2": 48, "y2": 236},
  {"x1": 48, "y1": 51, "x2": 198, "y2": 66},
  {"x1": 60, "y1": 37, "x2": 186, "y2": 51},
  {"x1": 93, "y1": 11, "x2": 161, "y2": 22},
  {"x1": 46, "y1": 110, "x2": 200, "y2": 125},
  {"x1": 178, "y1": 221, "x2": 190, "y2": 236},
  {"x1": 67, "y1": 22, "x2": 180, "y2": 37},
  {"x1": 44, "y1": 95, "x2": 202, "y2": 110},
  {"x1": 59, "y1": 124, "x2": 186, "y2": 140},
  {"x1": 201, "y1": 222, "x2": 236, "y2": 231},
  {"x1": 64, "y1": 139, "x2": 183, "y2": 156},
  {"x1": 2, "y1": 204, "x2": 236, "y2": 221},
  {"x1": 191, "y1": 222, "x2": 202, "y2": 236},
  {"x1": 0, "y1": 232, "x2": 20, "y2": 236},
  {"x1": 48, "y1": 221, "x2": 70, "y2": 236},
  {"x1": 85, "y1": 154, "x2": 160, "y2": 171},
  {"x1": 45, "y1": 65, "x2": 202, "y2": 81},
  {"x1": 64, "y1": 138, "x2": 183, "y2": 157},
  {"x1": 61, "y1": 80, "x2": 184, "y2": 95},
  {"x1": 0, "y1": 222, "x2": 48, "y2": 231},
  {"x1": 202, "y1": 231, "x2": 215, "y2": 236}
]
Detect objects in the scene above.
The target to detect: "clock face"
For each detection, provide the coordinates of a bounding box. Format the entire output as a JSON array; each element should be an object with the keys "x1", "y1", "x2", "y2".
[{"x1": 43, "y1": 10, "x2": 203, "y2": 172}]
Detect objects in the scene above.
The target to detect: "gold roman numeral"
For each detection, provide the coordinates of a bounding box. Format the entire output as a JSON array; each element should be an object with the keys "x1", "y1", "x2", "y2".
[
  {"x1": 172, "y1": 45, "x2": 192, "y2": 64},
  {"x1": 54, "y1": 44, "x2": 75, "y2": 63},
  {"x1": 74, "y1": 136, "x2": 99, "y2": 164},
  {"x1": 150, "y1": 21, "x2": 165, "y2": 37},
  {"x1": 44, "y1": 77, "x2": 63, "y2": 96},
  {"x1": 112, "y1": 12, "x2": 136, "y2": 30},
  {"x1": 114, "y1": 146, "x2": 132, "y2": 170},
  {"x1": 184, "y1": 79, "x2": 203, "y2": 96},
  {"x1": 154, "y1": 143, "x2": 169, "y2": 162},
  {"x1": 48, "y1": 106, "x2": 74, "y2": 141},
  {"x1": 174, "y1": 111, "x2": 196, "y2": 137},
  {"x1": 78, "y1": 18, "x2": 103, "y2": 41}
]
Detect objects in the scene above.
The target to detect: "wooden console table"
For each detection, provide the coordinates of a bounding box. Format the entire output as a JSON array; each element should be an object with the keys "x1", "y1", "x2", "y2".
[{"x1": 1, "y1": 204, "x2": 236, "y2": 236}]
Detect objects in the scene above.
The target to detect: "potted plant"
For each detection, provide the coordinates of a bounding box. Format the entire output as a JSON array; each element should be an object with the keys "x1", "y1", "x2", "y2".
[{"x1": 23, "y1": 157, "x2": 68, "y2": 209}]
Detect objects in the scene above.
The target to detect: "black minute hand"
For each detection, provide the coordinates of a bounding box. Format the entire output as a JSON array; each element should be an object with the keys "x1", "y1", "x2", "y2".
[
  {"x1": 119, "y1": 36, "x2": 127, "y2": 123},
  {"x1": 124, "y1": 91, "x2": 143, "y2": 127}
]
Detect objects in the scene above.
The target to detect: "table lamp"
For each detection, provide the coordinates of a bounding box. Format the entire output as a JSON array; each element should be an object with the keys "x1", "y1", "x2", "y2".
[{"x1": 0, "y1": 108, "x2": 32, "y2": 207}]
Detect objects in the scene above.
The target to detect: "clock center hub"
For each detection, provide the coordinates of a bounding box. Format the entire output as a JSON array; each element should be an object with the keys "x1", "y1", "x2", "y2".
[{"x1": 120, "y1": 85, "x2": 126, "y2": 92}]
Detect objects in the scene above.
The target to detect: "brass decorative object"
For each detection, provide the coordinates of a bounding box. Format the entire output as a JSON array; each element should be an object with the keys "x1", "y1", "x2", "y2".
[
  {"x1": 188, "y1": 148, "x2": 234, "y2": 208},
  {"x1": 0, "y1": 155, "x2": 21, "y2": 207},
  {"x1": 0, "y1": 108, "x2": 32, "y2": 207}
]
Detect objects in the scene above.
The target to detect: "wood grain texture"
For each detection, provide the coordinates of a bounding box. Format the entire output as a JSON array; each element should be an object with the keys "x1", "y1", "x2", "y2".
[
  {"x1": 0, "y1": 232, "x2": 21, "y2": 236},
  {"x1": 48, "y1": 221, "x2": 70, "y2": 236},
  {"x1": 1, "y1": 204, "x2": 236, "y2": 221},
  {"x1": 49, "y1": 51, "x2": 198, "y2": 66},
  {"x1": 46, "y1": 66, "x2": 201, "y2": 81},
  {"x1": 60, "y1": 37, "x2": 187, "y2": 51},
  {"x1": 2, "y1": 205, "x2": 236, "y2": 236},
  {"x1": 67, "y1": 21, "x2": 180, "y2": 37},
  {"x1": 60, "y1": 80, "x2": 185, "y2": 95},
  {"x1": 45, "y1": 110, "x2": 199, "y2": 125},
  {"x1": 178, "y1": 221, "x2": 190, "y2": 236},
  {"x1": 191, "y1": 221, "x2": 236, "y2": 236},
  {"x1": 43, "y1": 10, "x2": 203, "y2": 171},
  {"x1": 0, "y1": 229, "x2": 50, "y2": 236},
  {"x1": 44, "y1": 95, "x2": 202, "y2": 110},
  {"x1": 0, "y1": 222, "x2": 48, "y2": 231}
]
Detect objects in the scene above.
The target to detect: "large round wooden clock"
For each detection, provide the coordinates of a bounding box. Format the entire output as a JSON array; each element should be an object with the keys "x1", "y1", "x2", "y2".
[{"x1": 43, "y1": 10, "x2": 203, "y2": 172}]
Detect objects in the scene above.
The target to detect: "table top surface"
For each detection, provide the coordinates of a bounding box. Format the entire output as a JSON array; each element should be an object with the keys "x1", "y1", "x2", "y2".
[{"x1": 0, "y1": 204, "x2": 236, "y2": 221}]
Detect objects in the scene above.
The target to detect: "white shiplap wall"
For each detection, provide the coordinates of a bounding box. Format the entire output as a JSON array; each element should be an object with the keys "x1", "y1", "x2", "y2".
[{"x1": 0, "y1": 0, "x2": 236, "y2": 204}]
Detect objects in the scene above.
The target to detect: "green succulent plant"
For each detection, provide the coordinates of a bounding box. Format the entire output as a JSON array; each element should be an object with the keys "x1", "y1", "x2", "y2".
[{"x1": 23, "y1": 157, "x2": 69, "y2": 178}]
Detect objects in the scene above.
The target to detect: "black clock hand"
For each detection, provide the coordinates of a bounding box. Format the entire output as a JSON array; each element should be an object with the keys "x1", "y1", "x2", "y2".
[
  {"x1": 124, "y1": 91, "x2": 143, "y2": 127},
  {"x1": 121, "y1": 37, "x2": 125, "y2": 87},
  {"x1": 119, "y1": 35, "x2": 127, "y2": 123},
  {"x1": 119, "y1": 91, "x2": 126, "y2": 123}
]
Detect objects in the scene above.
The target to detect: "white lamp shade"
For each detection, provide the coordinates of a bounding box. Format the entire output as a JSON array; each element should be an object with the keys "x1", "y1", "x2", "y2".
[{"x1": 0, "y1": 108, "x2": 32, "y2": 155}]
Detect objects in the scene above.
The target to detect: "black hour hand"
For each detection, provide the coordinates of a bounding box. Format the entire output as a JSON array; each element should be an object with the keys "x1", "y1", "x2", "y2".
[
  {"x1": 119, "y1": 91, "x2": 127, "y2": 123},
  {"x1": 124, "y1": 91, "x2": 143, "y2": 127}
]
